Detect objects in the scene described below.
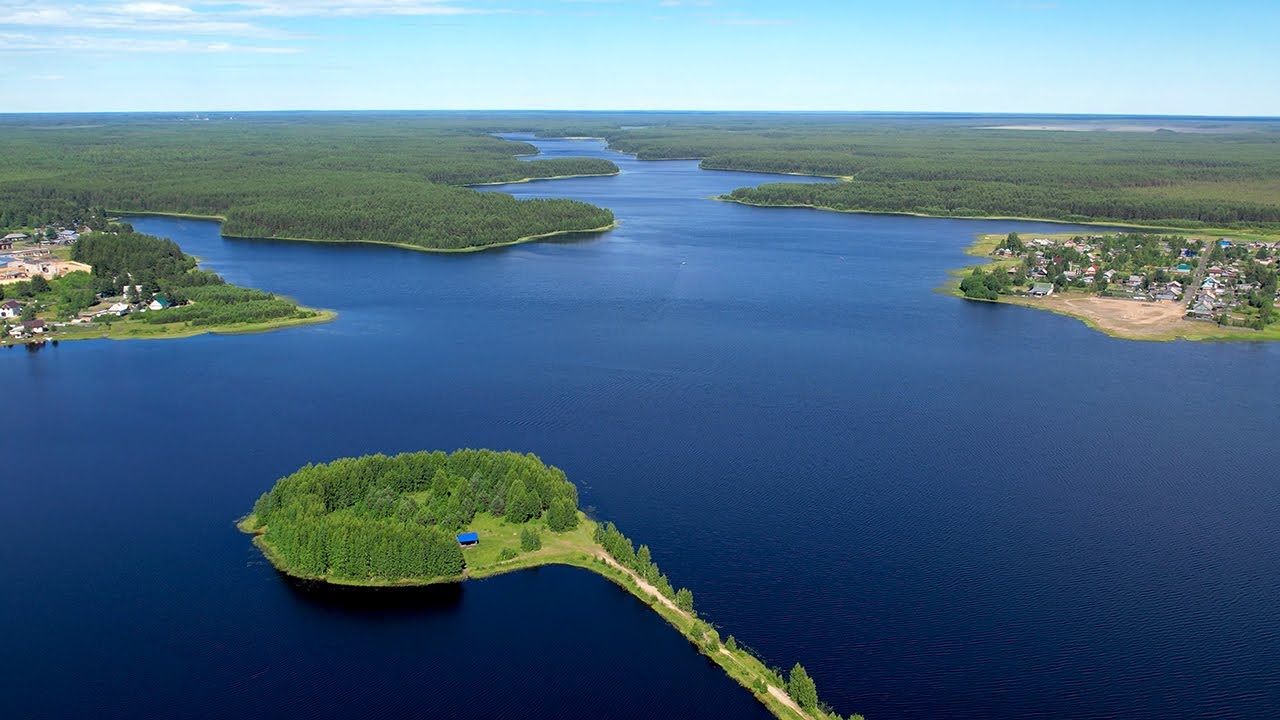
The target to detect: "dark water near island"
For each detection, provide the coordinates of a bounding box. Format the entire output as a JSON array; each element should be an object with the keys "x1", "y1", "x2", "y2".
[{"x1": 3, "y1": 136, "x2": 1279, "y2": 720}]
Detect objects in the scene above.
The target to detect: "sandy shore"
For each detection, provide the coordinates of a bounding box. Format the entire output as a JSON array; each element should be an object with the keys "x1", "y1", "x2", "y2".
[{"x1": 1017, "y1": 295, "x2": 1190, "y2": 337}]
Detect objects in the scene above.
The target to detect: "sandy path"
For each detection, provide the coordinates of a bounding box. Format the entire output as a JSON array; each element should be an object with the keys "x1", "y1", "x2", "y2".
[{"x1": 596, "y1": 551, "x2": 815, "y2": 720}]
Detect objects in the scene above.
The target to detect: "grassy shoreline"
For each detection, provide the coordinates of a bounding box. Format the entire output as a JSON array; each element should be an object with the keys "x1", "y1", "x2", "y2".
[
  {"x1": 238, "y1": 512, "x2": 824, "y2": 720},
  {"x1": 114, "y1": 210, "x2": 618, "y2": 254},
  {"x1": 716, "y1": 195, "x2": 1280, "y2": 240},
  {"x1": 1, "y1": 309, "x2": 337, "y2": 347}
]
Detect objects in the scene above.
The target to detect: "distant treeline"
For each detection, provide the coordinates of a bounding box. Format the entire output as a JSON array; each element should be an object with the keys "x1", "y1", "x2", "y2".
[
  {"x1": 565, "y1": 118, "x2": 1280, "y2": 231},
  {"x1": 0, "y1": 120, "x2": 617, "y2": 250},
  {"x1": 725, "y1": 180, "x2": 1280, "y2": 228},
  {"x1": 249, "y1": 450, "x2": 581, "y2": 581}
]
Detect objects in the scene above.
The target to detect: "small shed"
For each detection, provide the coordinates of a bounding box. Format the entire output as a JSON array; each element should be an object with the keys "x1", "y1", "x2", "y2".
[{"x1": 456, "y1": 532, "x2": 479, "y2": 547}]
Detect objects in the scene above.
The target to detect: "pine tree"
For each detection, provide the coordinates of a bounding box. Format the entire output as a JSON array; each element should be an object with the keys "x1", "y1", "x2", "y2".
[
  {"x1": 787, "y1": 663, "x2": 818, "y2": 711},
  {"x1": 675, "y1": 587, "x2": 694, "y2": 613},
  {"x1": 546, "y1": 497, "x2": 578, "y2": 531}
]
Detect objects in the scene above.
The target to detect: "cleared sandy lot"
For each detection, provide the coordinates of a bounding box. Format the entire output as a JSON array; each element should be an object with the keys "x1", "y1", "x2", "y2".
[{"x1": 1023, "y1": 295, "x2": 1191, "y2": 337}]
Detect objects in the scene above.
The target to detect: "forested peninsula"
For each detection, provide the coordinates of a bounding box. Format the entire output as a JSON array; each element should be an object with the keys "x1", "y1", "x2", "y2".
[
  {"x1": 240, "y1": 449, "x2": 864, "y2": 720},
  {"x1": 0, "y1": 117, "x2": 618, "y2": 252},
  {"x1": 1, "y1": 208, "x2": 330, "y2": 346}
]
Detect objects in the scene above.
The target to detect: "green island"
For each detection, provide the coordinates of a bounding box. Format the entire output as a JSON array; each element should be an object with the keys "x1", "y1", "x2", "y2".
[
  {"x1": 240, "y1": 448, "x2": 864, "y2": 720},
  {"x1": 0, "y1": 116, "x2": 618, "y2": 253},
  {"x1": 1, "y1": 208, "x2": 331, "y2": 346},
  {"x1": 945, "y1": 230, "x2": 1280, "y2": 341}
]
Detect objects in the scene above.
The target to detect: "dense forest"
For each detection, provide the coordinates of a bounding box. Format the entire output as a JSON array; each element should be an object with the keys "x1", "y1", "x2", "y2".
[
  {"x1": 5, "y1": 113, "x2": 1279, "y2": 246},
  {"x1": 724, "y1": 179, "x2": 1280, "y2": 229},
  {"x1": 0, "y1": 117, "x2": 617, "y2": 250},
  {"x1": 524, "y1": 114, "x2": 1280, "y2": 231},
  {"x1": 247, "y1": 449, "x2": 581, "y2": 581}
]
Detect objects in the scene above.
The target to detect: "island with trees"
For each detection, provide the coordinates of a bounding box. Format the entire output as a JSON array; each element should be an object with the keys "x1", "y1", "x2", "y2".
[
  {"x1": 947, "y1": 230, "x2": 1280, "y2": 341},
  {"x1": 240, "y1": 448, "x2": 865, "y2": 720},
  {"x1": 1, "y1": 208, "x2": 331, "y2": 345}
]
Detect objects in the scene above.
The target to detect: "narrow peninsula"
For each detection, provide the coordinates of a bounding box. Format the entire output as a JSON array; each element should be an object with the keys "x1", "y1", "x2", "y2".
[{"x1": 240, "y1": 449, "x2": 865, "y2": 720}]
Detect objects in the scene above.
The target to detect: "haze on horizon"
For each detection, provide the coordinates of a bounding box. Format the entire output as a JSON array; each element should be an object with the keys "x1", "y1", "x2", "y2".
[{"x1": 0, "y1": 0, "x2": 1277, "y2": 116}]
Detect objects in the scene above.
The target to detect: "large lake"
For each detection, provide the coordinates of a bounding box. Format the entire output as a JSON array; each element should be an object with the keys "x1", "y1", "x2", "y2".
[{"x1": 3, "y1": 136, "x2": 1278, "y2": 719}]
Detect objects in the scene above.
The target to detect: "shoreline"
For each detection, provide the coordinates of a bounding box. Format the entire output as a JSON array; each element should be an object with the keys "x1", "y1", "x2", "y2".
[
  {"x1": 116, "y1": 211, "x2": 618, "y2": 254},
  {"x1": 1, "y1": 309, "x2": 337, "y2": 347},
  {"x1": 700, "y1": 165, "x2": 852, "y2": 181},
  {"x1": 465, "y1": 169, "x2": 621, "y2": 186},
  {"x1": 715, "y1": 196, "x2": 1280, "y2": 240},
  {"x1": 941, "y1": 234, "x2": 1280, "y2": 342},
  {"x1": 238, "y1": 514, "x2": 821, "y2": 720}
]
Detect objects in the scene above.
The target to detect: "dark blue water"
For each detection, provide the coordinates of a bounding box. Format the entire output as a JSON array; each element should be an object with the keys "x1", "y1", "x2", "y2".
[{"x1": 3, "y1": 137, "x2": 1278, "y2": 720}]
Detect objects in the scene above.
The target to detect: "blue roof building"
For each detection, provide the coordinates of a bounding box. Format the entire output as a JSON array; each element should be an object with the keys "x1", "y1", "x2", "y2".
[{"x1": 457, "y1": 532, "x2": 479, "y2": 546}]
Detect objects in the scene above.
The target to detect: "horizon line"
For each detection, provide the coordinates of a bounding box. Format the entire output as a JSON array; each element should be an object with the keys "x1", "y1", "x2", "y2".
[{"x1": 1, "y1": 109, "x2": 1278, "y2": 120}]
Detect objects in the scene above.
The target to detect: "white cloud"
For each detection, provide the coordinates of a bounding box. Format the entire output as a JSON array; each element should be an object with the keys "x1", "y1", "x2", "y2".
[
  {"x1": 0, "y1": 0, "x2": 506, "y2": 56},
  {"x1": 113, "y1": 2, "x2": 196, "y2": 17},
  {"x1": 0, "y1": 29, "x2": 298, "y2": 52},
  {"x1": 231, "y1": 1, "x2": 495, "y2": 17},
  {"x1": 0, "y1": 3, "x2": 285, "y2": 37}
]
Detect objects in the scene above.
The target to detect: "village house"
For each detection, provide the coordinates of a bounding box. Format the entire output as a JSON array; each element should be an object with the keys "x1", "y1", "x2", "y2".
[
  {"x1": 7, "y1": 256, "x2": 92, "y2": 282},
  {"x1": 148, "y1": 297, "x2": 171, "y2": 311},
  {"x1": 0, "y1": 299, "x2": 21, "y2": 318},
  {"x1": 1030, "y1": 282, "x2": 1055, "y2": 297}
]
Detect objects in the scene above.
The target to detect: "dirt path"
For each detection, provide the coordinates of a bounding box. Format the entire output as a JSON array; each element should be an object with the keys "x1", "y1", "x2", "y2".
[
  {"x1": 596, "y1": 551, "x2": 683, "y2": 615},
  {"x1": 595, "y1": 551, "x2": 815, "y2": 720}
]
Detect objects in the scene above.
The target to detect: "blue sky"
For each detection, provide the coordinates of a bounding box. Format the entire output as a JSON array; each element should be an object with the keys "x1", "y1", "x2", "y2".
[{"x1": 0, "y1": 0, "x2": 1276, "y2": 114}]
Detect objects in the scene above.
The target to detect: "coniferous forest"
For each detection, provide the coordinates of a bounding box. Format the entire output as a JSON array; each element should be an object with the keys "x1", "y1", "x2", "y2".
[
  {"x1": 533, "y1": 114, "x2": 1280, "y2": 231},
  {"x1": 0, "y1": 116, "x2": 617, "y2": 250},
  {"x1": 4, "y1": 113, "x2": 1279, "y2": 247},
  {"x1": 246, "y1": 449, "x2": 581, "y2": 582}
]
